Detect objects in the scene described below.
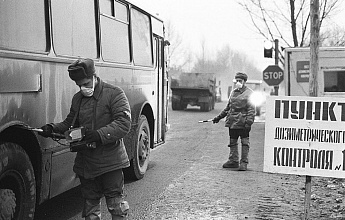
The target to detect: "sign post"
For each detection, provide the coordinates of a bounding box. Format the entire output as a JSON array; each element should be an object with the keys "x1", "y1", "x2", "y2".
[
  {"x1": 305, "y1": 0, "x2": 320, "y2": 219},
  {"x1": 263, "y1": 65, "x2": 284, "y2": 95}
]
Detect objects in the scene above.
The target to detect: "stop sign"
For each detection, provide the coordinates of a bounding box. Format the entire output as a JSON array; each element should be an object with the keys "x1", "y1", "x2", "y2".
[{"x1": 263, "y1": 65, "x2": 284, "y2": 86}]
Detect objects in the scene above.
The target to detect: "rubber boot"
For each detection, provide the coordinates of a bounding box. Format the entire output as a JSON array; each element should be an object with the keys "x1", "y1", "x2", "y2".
[
  {"x1": 239, "y1": 137, "x2": 250, "y2": 171},
  {"x1": 223, "y1": 138, "x2": 239, "y2": 168},
  {"x1": 82, "y1": 199, "x2": 101, "y2": 220},
  {"x1": 106, "y1": 197, "x2": 129, "y2": 220}
]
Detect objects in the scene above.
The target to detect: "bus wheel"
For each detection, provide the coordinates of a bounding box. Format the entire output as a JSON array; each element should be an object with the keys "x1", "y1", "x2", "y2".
[
  {"x1": 0, "y1": 142, "x2": 36, "y2": 220},
  {"x1": 127, "y1": 115, "x2": 151, "y2": 180}
]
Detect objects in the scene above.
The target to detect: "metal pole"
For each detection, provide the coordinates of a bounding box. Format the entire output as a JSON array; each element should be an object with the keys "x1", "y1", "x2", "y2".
[
  {"x1": 274, "y1": 39, "x2": 279, "y2": 65},
  {"x1": 274, "y1": 39, "x2": 279, "y2": 95}
]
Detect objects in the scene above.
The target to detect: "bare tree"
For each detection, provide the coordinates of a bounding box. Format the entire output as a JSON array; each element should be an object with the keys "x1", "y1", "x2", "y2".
[
  {"x1": 321, "y1": 26, "x2": 345, "y2": 46},
  {"x1": 164, "y1": 20, "x2": 184, "y2": 70},
  {"x1": 238, "y1": 0, "x2": 341, "y2": 47},
  {"x1": 191, "y1": 43, "x2": 261, "y2": 80}
]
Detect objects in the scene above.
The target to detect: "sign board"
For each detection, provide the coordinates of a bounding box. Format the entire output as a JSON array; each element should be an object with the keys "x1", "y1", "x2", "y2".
[
  {"x1": 264, "y1": 96, "x2": 345, "y2": 178},
  {"x1": 296, "y1": 61, "x2": 310, "y2": 82},
  {"x1": 263, "y1": 65, "x2": 284, "y2": 86}
]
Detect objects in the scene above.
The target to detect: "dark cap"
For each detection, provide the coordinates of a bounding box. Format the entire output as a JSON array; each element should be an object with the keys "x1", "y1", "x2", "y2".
[
  {"x1": 68, "y1": 58, "x2": 95, "y2": 81},
  {"x1": 235, "y1": 72, "x2": 248, "y2": 81}
]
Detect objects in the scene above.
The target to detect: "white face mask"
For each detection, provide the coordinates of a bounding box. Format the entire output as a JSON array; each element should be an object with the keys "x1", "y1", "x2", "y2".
[
  {"x1": 235, "y1": 81, "x2": 243, "y2": 89},
  {"x1": 80, "y1": 77, "x2": 95, "y2": 97}
]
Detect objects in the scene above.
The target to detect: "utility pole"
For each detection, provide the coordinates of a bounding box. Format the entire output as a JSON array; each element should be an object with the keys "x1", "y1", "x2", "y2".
[
  {"x1": 273, "y1": 39, "x2": 279, "y2": 95},
  {"x1": 274, "y1": 39, "x2": 279, "y2": 66},
  {"x1": 304, "y1": 0, "x2": 320, "y2": 219}
]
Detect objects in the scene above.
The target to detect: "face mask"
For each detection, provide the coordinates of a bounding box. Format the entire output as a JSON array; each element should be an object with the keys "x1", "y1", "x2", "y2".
[
  {"x1": 80, "y1": 77, "x2": 95, "y2": 97},
  {"x1": 235, "y1": 81, "x2": 243, "y2": 89}
]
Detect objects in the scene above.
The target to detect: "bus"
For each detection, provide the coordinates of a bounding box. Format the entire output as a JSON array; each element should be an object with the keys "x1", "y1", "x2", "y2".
[{"x1": 0, "y1": 0, "x2": 169, "y2": 219}]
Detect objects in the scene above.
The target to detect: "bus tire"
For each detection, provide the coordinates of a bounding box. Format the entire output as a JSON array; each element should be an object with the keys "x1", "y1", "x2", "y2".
[
  {"x1": 126, "y1": 115, "x2": 151, "y2": 180},
  {"x1": 0, "y1": 142, "x2": 36, "y2": 220}
]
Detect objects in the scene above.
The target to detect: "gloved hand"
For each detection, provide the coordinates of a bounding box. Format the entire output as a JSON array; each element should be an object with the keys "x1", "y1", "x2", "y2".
[
  {"x1": 244, "y1": 124, "x2": 251, "y2": 132},
  {"x1": 212, "y1": 117, "x2": 220, "y2": 124},
  {"x1": 83, "y1": 130, "x2": 101, "y2": 143},
  {"x1": 39, "y1": 124, "x2": 54, "y2": 138}
]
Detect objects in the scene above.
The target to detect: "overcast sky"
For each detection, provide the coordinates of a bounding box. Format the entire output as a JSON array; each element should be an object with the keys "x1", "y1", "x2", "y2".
[{"x1": 130, "y1": 0, "x2": 345, "y2": 70}]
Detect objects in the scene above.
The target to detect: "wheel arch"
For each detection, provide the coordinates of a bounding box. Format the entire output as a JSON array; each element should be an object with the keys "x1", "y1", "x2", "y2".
[
  {"x1": 0, "y1": 122, "x2": 43, "y2": 202},
  {"x1": 137, "y1": 102, "x2": 154, "y2": 149},
  {"x1": 125, "y1": 101, "x2": 155, "y2": 160}
]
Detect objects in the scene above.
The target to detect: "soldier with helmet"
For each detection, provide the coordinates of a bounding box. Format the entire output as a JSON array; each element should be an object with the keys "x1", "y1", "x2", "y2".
[{"x1": 213, "y1": 72, "x2": 255, "y2": 171}]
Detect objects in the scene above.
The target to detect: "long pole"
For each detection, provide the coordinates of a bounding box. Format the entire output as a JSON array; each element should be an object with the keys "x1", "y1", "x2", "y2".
[
  {"x1": 273, "y1": 39, "x2": 279, "y2": 95},
  {"x1": 304, "y1": 0, "x2": 320, "y2": 219},
  {"x1": 274, "y1": 39, "x2": 279, "y2": 65}
]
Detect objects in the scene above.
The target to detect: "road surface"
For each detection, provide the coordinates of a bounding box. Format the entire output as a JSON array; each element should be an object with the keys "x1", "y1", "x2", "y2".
[{"x1": 34, "y1": 102, "x2": 344, "y2": 219}]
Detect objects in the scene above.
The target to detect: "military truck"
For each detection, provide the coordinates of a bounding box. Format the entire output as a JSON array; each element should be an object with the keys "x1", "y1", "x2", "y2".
[{"x1": 170, "y1": 72, "x2": 216, "y2": 111}]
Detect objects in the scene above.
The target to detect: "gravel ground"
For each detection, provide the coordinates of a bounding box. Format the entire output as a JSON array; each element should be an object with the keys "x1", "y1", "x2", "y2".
[
  {"x1": 144, "y1": 121, "x2": 345, "y2": 220},
  {"x1": 147, "y1": 159, "x2": 345, "y2": 220}
]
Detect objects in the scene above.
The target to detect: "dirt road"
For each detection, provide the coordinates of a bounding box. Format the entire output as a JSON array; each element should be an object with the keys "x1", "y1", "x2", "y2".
[
  {"x1": 144, "y1": 102, "x2": 345, "y2": 220},
  {"x1": 35, "y1": 101, "x2": 345, "y2": 219}
]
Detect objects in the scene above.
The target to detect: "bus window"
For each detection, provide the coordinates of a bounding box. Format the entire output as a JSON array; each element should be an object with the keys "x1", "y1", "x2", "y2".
[
  {"x1": 51, "y1": 0, "x2": 97, "y2": 58},
  {"x1": 131, "y1": 9, "x2": 153, "y2": 67},
  {"x1": 324, "y1": 70, "x2": 345, "y2": 92},
  {"x1": 99, "y1": 0, "x2": 114, "y2": 16},
  {"x1": 0, "y1": 0, "x2": 46, "y2": 52},
  {"x1": 115, "y1": 1, "x2": 128, "y2": 22},
  {"x1": 100, "y1": 0, "x2": 130, "y2": 63}
]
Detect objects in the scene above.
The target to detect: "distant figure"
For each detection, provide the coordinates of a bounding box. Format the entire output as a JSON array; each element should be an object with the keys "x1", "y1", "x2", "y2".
[{"x1": 212, "y1": 72, "x2": 255, "y2": 171}]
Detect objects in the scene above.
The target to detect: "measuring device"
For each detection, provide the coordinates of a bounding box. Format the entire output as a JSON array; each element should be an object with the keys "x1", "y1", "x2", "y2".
[
  {"x1": 64, "y1": 127, "x2": 96, "y2": 152},
  {"x1": 198, "y1": 119, "x2": 213, "y2": 123},
  {"x1": 26, "y1": 126, "x2": 96, "y2": 151}
]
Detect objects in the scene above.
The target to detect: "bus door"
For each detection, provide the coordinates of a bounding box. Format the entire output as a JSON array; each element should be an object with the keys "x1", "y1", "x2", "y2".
[{"x1": 153, "y1": 37, "x2": 164, "y2": 144}]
